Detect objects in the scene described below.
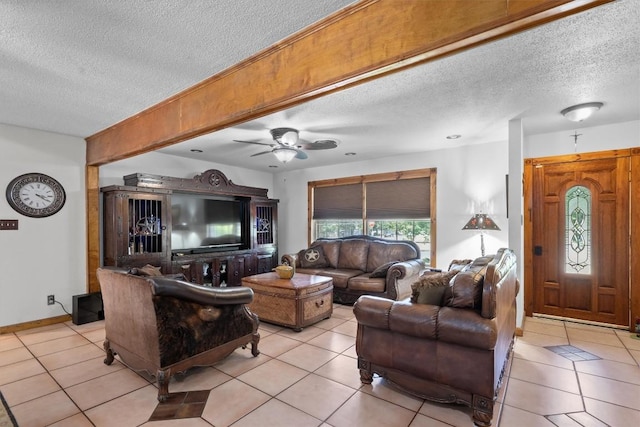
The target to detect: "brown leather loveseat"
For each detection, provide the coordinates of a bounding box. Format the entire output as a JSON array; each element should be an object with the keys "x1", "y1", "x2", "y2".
[
  {"x1": 282, "y1": 235, "x2": 424, "y2": 304},
  {"x1": 354, "y1": 248, "x2": 518, "y2": 426}
]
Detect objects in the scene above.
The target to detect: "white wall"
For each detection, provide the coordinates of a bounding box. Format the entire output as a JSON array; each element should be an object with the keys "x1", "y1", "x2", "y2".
[
  {"x1": 0, "y1": 124, "x2": 86, "y2": 327},
  {"x1": 273, "y1": 140, "x2": 510, "y2": 270},
  {"x1": 525, "y1": 120, "x2": 639, "y2": 158}
]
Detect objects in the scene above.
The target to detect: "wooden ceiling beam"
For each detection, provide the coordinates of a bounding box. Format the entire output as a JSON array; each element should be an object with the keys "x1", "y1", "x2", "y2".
[{"x1": 85, "y1": 0, "x2": 610, "y2": 166}]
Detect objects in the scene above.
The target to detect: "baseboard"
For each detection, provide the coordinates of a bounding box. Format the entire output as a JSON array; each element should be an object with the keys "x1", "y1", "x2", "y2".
[{"x1": 0, "y1": 314, "x2": 71, "y2": 334}]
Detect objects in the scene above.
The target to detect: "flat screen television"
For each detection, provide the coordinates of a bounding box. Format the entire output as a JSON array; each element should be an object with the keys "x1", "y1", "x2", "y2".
[{"x1": 171, "y1": 193, "x2": 245, "y2": 253}]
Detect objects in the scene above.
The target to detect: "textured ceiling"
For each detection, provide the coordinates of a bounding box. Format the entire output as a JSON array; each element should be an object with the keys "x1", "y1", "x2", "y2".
[{"x1": 1, "y1": 1, "x2": 639, "y2": 172}]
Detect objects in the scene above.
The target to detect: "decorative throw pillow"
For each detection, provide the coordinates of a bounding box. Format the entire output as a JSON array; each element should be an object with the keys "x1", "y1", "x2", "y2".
[
  {"x1": 369, "y1": 261, "x2": 397, "y2": 278},
  {"x1": 411, "y1": 269, "x2": 459, "y2": 305},
  {"x1": 444, "y1": 265, "x2": 488, "y2": 309},
  {"x1": 298, "y1": 246, "x2": 329, "y2": 268}
]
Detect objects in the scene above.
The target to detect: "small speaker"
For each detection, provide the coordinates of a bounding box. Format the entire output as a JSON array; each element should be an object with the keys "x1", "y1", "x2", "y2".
[{"x1": 72, "y1": 292, "x2": 104, "y2": 325}]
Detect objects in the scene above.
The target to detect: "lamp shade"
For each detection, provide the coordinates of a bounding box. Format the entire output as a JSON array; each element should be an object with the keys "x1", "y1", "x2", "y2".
[
  {"x1": 462, "y1": 214, "x2": 500, "y2": 231},
  {"x1": 273, "y1": 147, "x2": 297, "y2": 163}
]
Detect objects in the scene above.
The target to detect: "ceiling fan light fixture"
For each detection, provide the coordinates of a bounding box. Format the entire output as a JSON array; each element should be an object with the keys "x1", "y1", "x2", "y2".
[
  {"x1": 561, "y1": 102, "x2": 603, "y2": 122},
  {"x1": 281, "y1": 130, "x2": 299, "y2": 146},
  {"x1": 273, "y1": 147, "x2": 297, "y2": 163}
]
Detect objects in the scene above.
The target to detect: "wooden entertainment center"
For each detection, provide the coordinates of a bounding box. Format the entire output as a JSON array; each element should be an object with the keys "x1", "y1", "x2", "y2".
[{"x1": 101, "y1": 169, "x2": 278, "y2": 286}]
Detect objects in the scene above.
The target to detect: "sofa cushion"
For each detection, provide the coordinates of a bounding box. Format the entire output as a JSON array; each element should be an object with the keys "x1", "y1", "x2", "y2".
[
  {"x1": 366, "y1": 241, "x2": 418, "y2": 272},
  {"x1": 411, "y1": 270, "x2": 459, "y2": 305},
  {"x1": 298, "y1": 246, "x2": 329, "y2": 268},
  {"x1": 337, "y1": 239, "x2": 369, "y2": 271},
  {"x1": 444, "y1": 258, "x2": 491, "y2": 309},
  {"x1": 302, "y1": 269, "x2": 362, "y2": 289},
  {"x1": 315, "y1": 240, "x2": 342, "y2": 268},
  {"x1": 369, "y1": 261, "x2": 397, "y2": 278},
  {"x1": 348, "y1": 274, "x2": 386, "y2": 292}
]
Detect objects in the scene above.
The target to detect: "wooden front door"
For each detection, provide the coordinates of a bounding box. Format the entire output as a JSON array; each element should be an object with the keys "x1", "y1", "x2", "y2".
[{"x1": 531, "y1": 155, "x2": 629, "y2": 326}]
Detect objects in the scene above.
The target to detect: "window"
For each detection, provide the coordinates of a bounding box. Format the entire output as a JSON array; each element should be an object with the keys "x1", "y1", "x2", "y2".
[
  {"x1": 565, "y1": 185, "x2": 591, "y2": 274},
  {"x1": 309, "y1": 169, "x2": 436, "y2": 264}
]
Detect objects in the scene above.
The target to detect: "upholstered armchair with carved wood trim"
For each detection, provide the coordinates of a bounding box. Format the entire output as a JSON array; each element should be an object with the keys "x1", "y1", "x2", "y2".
[{"x1": 96, "y1": 267, "x2": 260, "y2": 402}]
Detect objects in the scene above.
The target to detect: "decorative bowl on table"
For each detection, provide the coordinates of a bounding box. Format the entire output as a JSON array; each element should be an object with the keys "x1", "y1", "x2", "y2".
[{"x1": 274, "y1": 265, "x2": 294, "y2": 279}]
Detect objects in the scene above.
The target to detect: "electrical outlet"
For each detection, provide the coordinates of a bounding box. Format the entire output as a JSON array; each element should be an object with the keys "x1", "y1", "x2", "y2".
[
  {"x1": 47, "y1": 295, "x2": 55, "y2": 305},
  {"x1": 0, "y1": 219, "x2": 18, "y2": 230}
]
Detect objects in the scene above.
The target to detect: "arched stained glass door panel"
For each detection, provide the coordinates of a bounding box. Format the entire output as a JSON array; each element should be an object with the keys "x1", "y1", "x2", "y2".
[{"x1": 565, "y1": 185, "x2": 591, "y2": 274}]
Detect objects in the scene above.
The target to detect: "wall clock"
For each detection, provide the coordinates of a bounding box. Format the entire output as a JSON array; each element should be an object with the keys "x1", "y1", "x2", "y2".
[{"x1": 5, "y1": 173, "x2": 66, "y2": 218}]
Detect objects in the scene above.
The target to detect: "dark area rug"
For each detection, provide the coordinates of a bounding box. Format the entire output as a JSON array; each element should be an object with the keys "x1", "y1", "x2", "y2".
[{"x1": 0, "y1": 391, "x2": 18, "y2": 427}]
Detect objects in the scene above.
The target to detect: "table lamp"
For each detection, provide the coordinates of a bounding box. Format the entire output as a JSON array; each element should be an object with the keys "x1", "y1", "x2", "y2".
[{"x1": 462, "y1": 214, "x2": 500, "y2": 256}]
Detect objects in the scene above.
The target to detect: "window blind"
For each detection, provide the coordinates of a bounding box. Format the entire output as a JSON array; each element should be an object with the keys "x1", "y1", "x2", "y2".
[
  {"x1": 366, "y1": 178, "x2": 430, "y2": 219},
  {"x1": 313, "y1": 184, "x2": 363, "y2": 219}
]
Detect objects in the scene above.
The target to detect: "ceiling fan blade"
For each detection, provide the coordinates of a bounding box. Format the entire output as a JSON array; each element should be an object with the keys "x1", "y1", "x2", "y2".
[
  {"x1": 234, "y1": 139, "x2": 274, "y2": 147},
  {"x1": 250, "y1": 150, "x2": 274, "y2": 157},
  {"x1": 294, "y1": 149, "x2": 308, "y2": 160},
  {"x1": 299, "y1": 139, "x2": 339, "y2": 150}
]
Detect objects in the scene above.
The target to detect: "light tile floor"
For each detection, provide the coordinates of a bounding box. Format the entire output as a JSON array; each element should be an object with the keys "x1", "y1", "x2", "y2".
[{"x1": 1, "y1": 307, "x2": 640, "y2": 427}]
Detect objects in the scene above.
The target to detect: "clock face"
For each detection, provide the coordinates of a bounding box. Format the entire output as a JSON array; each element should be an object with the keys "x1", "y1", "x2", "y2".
[{"x1": 6, "y1": 173, "x2": 66, "y2": 218}]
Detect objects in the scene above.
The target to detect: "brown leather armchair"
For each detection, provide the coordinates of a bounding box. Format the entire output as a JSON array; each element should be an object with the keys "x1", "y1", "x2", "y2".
[
  {"x1": 354, "y1": 248, "x2": 518, "y2": 426},
  {"x1": 96, "y1": 268, "x2": 260, "y2": 401}
]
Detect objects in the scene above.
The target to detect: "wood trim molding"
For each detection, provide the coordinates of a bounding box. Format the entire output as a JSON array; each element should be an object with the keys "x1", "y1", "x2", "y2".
[
  {"x1": 524, "y1": 147, "x2": 639, "y2": 329},
  {"x1": 307, "y1": 168, "x2": 436, "y2": 265},
  {"x1": 309, "y1": 168, "x2": 434, "y2": 187},
  {"x1": 85, "y1": 0, "x2": 609, "y2": 166},
  {"x1": 631, "y1": 148, "x2": 639, "y2": 332},
  {"x1": 523, "y1": 159, "x2": 534, "y2": 316},
  {"x1": 0, "y1": 315, "x2": 72, "y2": 335},
  {"x1": 122, "y1": 169, "x2": 269, "y2": 198},
  {"x1": 529, "y1": 148, "x2": 632, "y2": 166},
  {"x1": 86, "y1": 165, "x2": 101, "y2": 293}
]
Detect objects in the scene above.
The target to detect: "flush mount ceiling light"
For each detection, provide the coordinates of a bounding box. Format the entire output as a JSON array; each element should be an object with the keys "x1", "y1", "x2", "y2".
[{"x1": 561, "y1": 102, "x2": 603, "y2": 122}]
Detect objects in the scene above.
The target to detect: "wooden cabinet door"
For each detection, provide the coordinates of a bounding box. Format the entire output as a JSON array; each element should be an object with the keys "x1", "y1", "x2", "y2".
[
  {"x1": 251, "y1": 200, "x2": 277, "y2": 248},
  {"x1": 532, "y1": 156, "x2": 629, "y2": 326},
  {"x1": 102, "y1": 187, "x2": 170, "y2": 269},
  {"x1": 244, "y1": 253, "x2": 257, "y2": 277},
  {"x1": 257, "y1": 253, "x2": 275, "y2": 274},
  {"x1": 227, "y1": 256, "x2": 244, "y2": 286}
]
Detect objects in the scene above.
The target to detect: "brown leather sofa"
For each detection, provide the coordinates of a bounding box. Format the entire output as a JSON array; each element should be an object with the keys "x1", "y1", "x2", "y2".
[
  {"x1": 282, "y1": 235, "x2": 424, "y2": 304},
  {"x1": 354, "y1": 248, "x2": 518, "y2": 426},
  {"x1": 96, "y1": 267, "x2": 260, "y2": 401}
]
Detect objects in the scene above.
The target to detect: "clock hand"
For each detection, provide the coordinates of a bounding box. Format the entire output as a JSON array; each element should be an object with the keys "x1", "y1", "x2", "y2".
[{"x1": 36, "y1": 194, "x2": 50, "y2": 201}]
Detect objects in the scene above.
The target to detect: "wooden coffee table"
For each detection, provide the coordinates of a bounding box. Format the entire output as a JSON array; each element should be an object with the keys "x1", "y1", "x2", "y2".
[{"x1": 241, "y1": 272, "x2": 333, "y2": 331}]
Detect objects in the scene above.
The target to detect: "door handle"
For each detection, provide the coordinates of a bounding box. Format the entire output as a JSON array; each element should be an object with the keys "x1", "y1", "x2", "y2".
[{"x1": 534, "y1": 246, "x2": 543, "y2": 256}]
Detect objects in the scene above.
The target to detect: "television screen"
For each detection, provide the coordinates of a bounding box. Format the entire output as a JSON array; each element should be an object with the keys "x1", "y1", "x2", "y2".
[{"x1": 171, "y1": 193, "x2": 243, "y2": 252}]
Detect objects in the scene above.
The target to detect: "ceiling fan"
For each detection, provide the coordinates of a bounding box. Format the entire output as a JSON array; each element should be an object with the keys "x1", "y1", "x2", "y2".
[{"x1": 234, "y1": 127, "x2": 338, "y2": 163}]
